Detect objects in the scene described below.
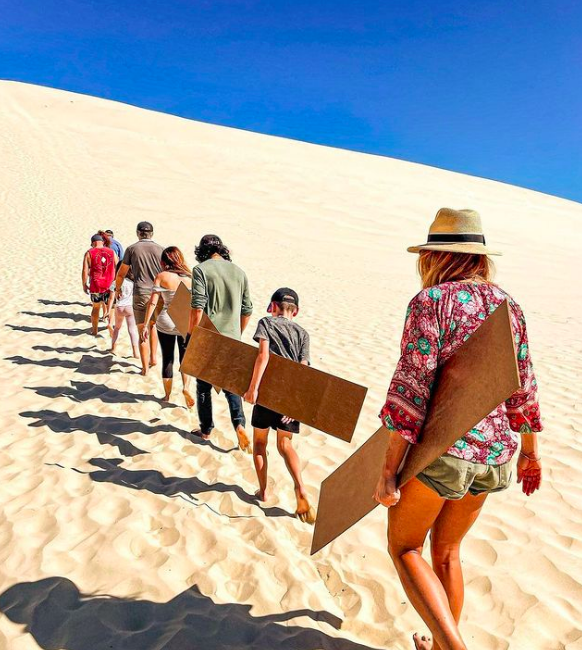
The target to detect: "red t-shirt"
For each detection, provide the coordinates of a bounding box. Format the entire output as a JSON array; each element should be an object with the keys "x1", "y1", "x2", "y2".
[{"x1": 88, "y1": 247, "x2": 116, "y2": 293}]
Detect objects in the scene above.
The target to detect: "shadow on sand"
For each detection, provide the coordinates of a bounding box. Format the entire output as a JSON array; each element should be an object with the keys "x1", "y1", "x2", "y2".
[
  {"x1": 0, "y1": 577, "x2": 377, "y2": 650},
  {"x1": 22, "y1": 310, "x2": 91, "y2": 323},
  {"x1": 21, "y1": 409, "x2": 232, "y2": 457},
  {"x1": 38, "y1": 299, "x2": 88, "y2": 307},
  {"x1": 32, "y1": 344, "x2": 110, "y2": 356},
  {"x1": 27, "y1": 380, "x2": 171, "y2": 408},
  {"x1": 84, "y1": 458, "x2": 293, "y2": 519},
  {"x1": 6, "y1": 354, "x2": 138, "y2": 375},
  {"x1": 6, "y1": 324, "x2": 91, "y2": 337}
]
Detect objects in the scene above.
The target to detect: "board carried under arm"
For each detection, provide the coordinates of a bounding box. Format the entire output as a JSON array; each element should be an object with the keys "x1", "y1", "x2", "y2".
[
  {"x1": 310, "y1": 299, "x2": 520, "y2": 555},
  {"x1": 180, "y1": 324, "x2": 368, "y2": 443}
]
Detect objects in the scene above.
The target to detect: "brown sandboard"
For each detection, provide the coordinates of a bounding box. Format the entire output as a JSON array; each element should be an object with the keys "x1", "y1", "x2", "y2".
[
  {"x1": 181, "y1": 325, "x2": 367, "y2": 442},
  {"x1": 167, "y1": 282, "x2": 219, "y2": 337},
  {"x1": 310, "y1": 300, "x2": 520, "y2": 555},
  {"x1": 167, "y1": 282, "x2": 221, "y2": 394}
]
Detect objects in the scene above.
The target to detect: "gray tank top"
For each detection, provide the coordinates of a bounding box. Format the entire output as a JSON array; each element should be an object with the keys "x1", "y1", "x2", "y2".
[{"x1": 155, "y1": 288, "x2": 179, "y2": 335}]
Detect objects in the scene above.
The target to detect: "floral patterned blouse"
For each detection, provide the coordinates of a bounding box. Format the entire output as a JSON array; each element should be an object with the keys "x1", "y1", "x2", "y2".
[{"x1": 380, "y1": 281, "x2": 542, "y2": 465}]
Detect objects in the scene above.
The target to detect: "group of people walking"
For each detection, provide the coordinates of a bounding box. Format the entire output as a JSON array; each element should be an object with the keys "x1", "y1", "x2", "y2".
[{"x1": 81, "y1": 208, "x2": 543, "y2": 650}]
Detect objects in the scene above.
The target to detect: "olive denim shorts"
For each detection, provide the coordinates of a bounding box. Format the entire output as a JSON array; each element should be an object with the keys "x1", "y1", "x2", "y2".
[{"x1": 417, "y1": 454, "x2": 512, "y2": 500}]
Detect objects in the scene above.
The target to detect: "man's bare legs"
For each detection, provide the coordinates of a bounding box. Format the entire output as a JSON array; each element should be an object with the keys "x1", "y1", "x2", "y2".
[
  {"x1": 276, "y1": 430, "x2": 315, "y2": 524},
  {"x1": 149, "y1": 325, "x2": 158, "y2": 368},
  {"x1": 388, "y1": 478, "x2": 468, "y2": 650},
  {"x1": 181, "y1": 372, "x2": 195, "y2": 408},
  {"x1": 137, "y1": 322, "x2": 150, "y2": 375},
  {"x1": 253, "y1": 427, "x2": 269, "y2": 500},
  {"x1": 90, "y1": 302, "x2": 101, "y2": 336}
]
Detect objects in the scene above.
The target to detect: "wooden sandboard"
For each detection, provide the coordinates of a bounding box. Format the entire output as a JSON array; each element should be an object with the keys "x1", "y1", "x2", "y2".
[
  {"x1": 181, "y1": 325, "x2": 367, "y2": 442},
  {"x1": 310, "y1": 300, "x2": 520, "y2": 554},
  {"x1": 167, "y1": 281, "x2": 221, "y2": 394},
  {"x1": 167, "y1": 282, "x2": 219, "y2": 338}
]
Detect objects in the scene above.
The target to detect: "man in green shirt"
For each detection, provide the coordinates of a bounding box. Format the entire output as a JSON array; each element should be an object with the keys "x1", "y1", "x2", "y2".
[{"x1": 188, "y1": 234, "x2": 253, "y2": 452}]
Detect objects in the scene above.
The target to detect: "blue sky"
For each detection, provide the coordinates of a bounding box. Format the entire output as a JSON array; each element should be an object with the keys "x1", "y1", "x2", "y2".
[{"x1": 2, "y1": 0, "x2": 581, "y2": 202}]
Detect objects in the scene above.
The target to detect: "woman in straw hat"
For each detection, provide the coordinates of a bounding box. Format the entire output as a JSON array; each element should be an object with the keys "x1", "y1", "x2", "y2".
[{"x1": 374, "y1": 208, "x2": 543, "y2": 650}]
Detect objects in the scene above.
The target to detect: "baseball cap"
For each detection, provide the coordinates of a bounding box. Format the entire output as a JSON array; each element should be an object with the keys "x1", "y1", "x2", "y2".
[
  {"x1": 267, "y1": 287, "x2": 299, "y2": 312},
  {"x1": 91, "y1": 234, "x2": 104, "y2": 243},
  {"x1": 137, "y1": 221, "x2": 153, "y2": 232},
  {"x1": 105, "y1": 229, "x2": 114, "y2": 235}
]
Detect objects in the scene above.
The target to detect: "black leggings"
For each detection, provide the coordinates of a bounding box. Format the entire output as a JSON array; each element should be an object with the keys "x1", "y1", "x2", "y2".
[{"x1": 157, "y1": 330, "x2": 187, "y2": 379}]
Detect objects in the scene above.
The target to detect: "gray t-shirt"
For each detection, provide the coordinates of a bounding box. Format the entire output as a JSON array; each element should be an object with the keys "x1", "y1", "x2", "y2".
[
  {"x1": 253, "y1": 316, "x2": 310, "y2": 363},
  {"x1": 191, "y1": 259, "x2": 253, "y2": 340},
  {"x1": 122, "y1": 239, "x2": 163, "y2": 295}
]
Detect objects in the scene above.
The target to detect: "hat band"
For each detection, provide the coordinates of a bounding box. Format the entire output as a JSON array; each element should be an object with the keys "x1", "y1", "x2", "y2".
[{"x1": 427, "y1": 233, "x2": 486, "y2": 245}]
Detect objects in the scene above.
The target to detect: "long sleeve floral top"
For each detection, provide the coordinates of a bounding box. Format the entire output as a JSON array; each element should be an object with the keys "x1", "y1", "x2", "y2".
[{"x1": 380, "y1": 281, "x2": 542, "y2": 466}]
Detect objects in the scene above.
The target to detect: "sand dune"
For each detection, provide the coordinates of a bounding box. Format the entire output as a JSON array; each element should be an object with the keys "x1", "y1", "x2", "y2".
[{"x1": 0, "y1": 80, "x2": 581, "y2": 649}]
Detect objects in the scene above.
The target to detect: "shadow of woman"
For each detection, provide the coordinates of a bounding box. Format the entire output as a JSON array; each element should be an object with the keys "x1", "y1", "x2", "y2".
[{"x1": 0, "y1": 577, "x2": 377, "y2": 650}]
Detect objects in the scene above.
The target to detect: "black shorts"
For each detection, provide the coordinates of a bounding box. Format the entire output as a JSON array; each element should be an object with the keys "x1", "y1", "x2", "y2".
[
  {"x1": 251, "y1": 404, "x2": 300, "y2": 434},
  {"x1": 90, "y1": 291, "x2": 110, "y2": 304}
]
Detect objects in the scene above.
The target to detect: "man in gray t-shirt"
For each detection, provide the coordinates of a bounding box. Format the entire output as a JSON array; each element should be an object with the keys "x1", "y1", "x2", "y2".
[{"x1": 115, "y1": 221, "x2": 163, "y2": 375}]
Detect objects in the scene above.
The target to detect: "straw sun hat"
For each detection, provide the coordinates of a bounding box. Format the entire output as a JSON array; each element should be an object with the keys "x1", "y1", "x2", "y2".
[{"x1": 407, "y1": 208, "x2": 502, "y2": 256}]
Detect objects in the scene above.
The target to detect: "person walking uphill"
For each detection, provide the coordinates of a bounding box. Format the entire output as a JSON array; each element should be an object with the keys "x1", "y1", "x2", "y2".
[
  {"x1": 188, "y1": 234, "x2": 253, "y2": 453},
  {"x1": 115, "y1": 221, "x2": 163, "y2": 375},
  {"x1": 374, "y1": 208, "x2": 543, "y2": 650},
  {"x1": 82, "y1": 234, "x2": 117, "y2": 336}
]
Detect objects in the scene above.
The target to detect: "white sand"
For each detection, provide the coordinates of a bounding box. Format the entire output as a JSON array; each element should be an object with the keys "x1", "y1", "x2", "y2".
[{"x1": 0, "y1": 80, "x2": 581, "y2": 649}]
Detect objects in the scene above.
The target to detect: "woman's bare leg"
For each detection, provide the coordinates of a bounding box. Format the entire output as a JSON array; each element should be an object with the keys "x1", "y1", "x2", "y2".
[
  {"x1": 388, "y1": 478, "x2": 467, "y2": 650},
  {"x1": 162, "y1": 378, "x2": 172, "y2": 401},
  {"x1": 253, "y1": 428, "x2": 269, "y2": 500},
  {"x1": 430, "y1": 492, "x2": 488, "y2": 627},
  {"x1": 149, "y1": 324, "x2": 158, "y2": 367},
  {"x1": 181, "y1": 373, "x2": 195, "y2": 408}
]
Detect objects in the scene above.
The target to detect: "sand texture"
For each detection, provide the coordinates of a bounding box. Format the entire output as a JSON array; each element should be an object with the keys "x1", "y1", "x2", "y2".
[{"x1": 0, "y1": 80, "x2": 581, "y2": 649}]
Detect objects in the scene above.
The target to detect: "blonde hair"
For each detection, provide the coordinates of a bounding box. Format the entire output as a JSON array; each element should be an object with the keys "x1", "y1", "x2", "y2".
[{"x1": 418, "y1": 251, "x2": 494, "y2": 289}]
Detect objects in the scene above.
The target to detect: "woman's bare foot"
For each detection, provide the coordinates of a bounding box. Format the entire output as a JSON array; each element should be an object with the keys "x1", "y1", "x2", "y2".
[
  {"x1": 413, "y1": 633, "x2": 432, "y2": 649},
  {"x1": 183, "y1": 389, "x2": 195, "y2": 409},
  {"x1": 163, "y1": 393, "x2": 171, "y2": 402},
  {"x1": 254, "y1": 488, "x2": 267, "y2": 502},
  {"x1": 140, "y1": 368, "x2": 148, "y2": 376},
  {"x1": 295, "y1": 488, "x2": 316, "y2": 524},
  {"x1": 191, "y1": 428, "x2": 211, "y2": 441},
  {"x1": 236, "y1": 427, "x2": 252, "y2": 454}
]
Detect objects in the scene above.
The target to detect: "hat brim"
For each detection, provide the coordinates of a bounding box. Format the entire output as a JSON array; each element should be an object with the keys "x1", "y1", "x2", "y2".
[{"x1": 407, "y1": 243, "x2": 502, "y2": 256}]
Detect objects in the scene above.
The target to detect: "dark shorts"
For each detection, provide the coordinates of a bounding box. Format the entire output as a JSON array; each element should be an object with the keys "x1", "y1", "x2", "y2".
[
  {"x1": 416, "y1": 454, "x2": 512, "y2": 500},
  {"x1": 90, "y1": 291, "x2": 110, "y2": 304},
  {"x1": 251, "y1": 404, "x2": 300, "y2": 434}
]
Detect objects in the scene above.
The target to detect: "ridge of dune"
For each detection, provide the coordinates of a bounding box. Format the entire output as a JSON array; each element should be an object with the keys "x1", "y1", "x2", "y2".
[{"x1": 0, "y1": 80, "x2": 581, "y2": 650}]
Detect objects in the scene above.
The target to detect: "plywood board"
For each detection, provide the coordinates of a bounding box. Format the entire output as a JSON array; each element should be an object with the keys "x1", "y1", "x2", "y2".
[
  {"x1": 181, "y1": 325, "x2": 367, "y2": 442},
  {"x1": 166, "y1": 282, "x2": 218, "y2": 337},
  {"x1": 310, "y1": 300, "x2": 520, "y2": 554},
  {"x1": 167, "y1": 281, "x2": 221, "y2": 393}
]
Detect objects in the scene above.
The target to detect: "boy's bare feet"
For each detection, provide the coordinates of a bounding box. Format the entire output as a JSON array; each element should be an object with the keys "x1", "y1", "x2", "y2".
[
  {"x1": 183, "y1": 389, "x2": 195, "y2": 409},
  {"x1": 162, "y1": 393, "x2": 171, "y2": 402},
  {"x1": 295, "y1": 487, "x2": 316, "y2": 524},
  {"x1": 254, "y1": 488, "x2": 266, "y2": 502},
  {"x1": 236, "y1": 426, "x2": 252, "y2": 454},
  {"x1": 413, "y1": 633, "x2": 432, "y2": 649}
]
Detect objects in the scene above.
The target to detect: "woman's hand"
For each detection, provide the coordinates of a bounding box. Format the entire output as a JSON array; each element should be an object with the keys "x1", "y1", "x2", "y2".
[
  {"x1": 517, "y1": 452, "x2": 542, "y2": 496},
  {"x1": 281, "y1": 415, "x2": 295, "y2": 425},
  {"x1": 140, "y1": 327, "x2": 149, "y2": 344},
  {"x1": 374, "y1": 471, "x2": 401, "y2": 508},
  {"x1": 243, "y1": 387, "x2": 258, "y2": 404}
]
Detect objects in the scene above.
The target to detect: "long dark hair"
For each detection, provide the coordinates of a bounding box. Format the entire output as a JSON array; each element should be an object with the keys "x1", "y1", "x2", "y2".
[
  {"x1": 195, "y1": 234, "x2": 231, "y2": 263},
  {"x1": 161, "y1": 246, "x2": 191, "y2": 277}
]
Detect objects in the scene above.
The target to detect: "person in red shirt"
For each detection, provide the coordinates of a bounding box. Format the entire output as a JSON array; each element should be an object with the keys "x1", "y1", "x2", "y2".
[{"x1": 82, "y1": 234, "x2": 117, "y2": 336}]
